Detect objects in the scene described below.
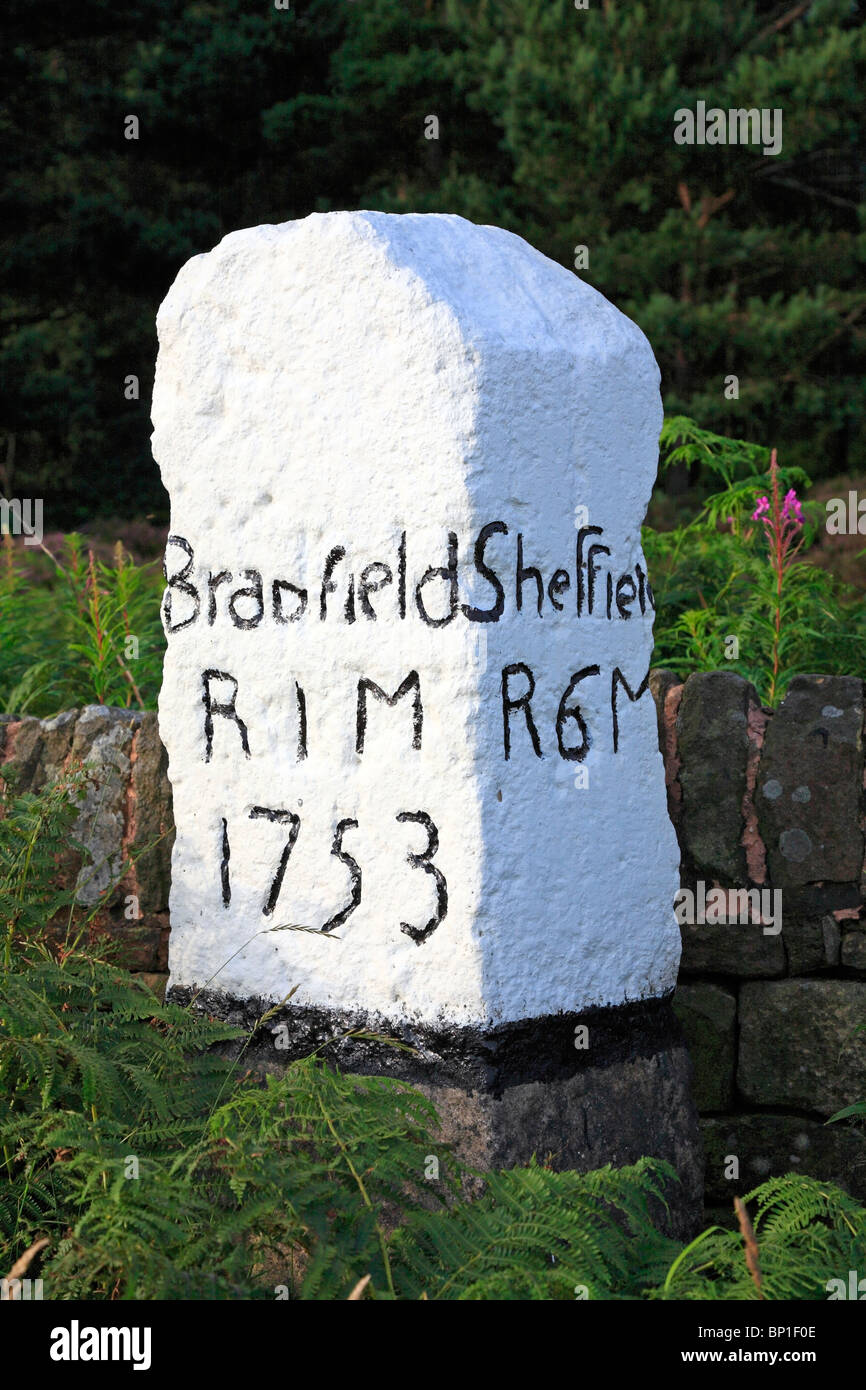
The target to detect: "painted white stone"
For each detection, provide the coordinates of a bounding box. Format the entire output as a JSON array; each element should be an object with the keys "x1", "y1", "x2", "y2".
[{"x1": 152, "y1": 210, "x2": 680, "y2": 1030}]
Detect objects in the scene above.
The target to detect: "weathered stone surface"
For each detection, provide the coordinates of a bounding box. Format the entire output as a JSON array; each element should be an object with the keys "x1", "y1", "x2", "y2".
[
  {"x1": 174, "y1": 986, "x2": 704, "y2": 1238},
  {"x1": 649, "y1": 667, "x2": 684, "y2": 831},
  {"x1": 781, "y1": 881, "x2": 863, "y2": 918},
  {"x1": 42, "y1": 709, "x2": 78, "y2": 774},
  {"x1": 69, "y1": 706, "x2": 138, "y2": 906},
  {"x1": 842, "y1": 929, "x2": 866, "y2": 973},
  {"x1": 0, "y1": 708, "x2": 173, "y2": 967},
  {"x1": 702, "y1": 1114, "x2": 866, "y2": 1202},
  {"x1": 153, "y1": 211, "x2": 681, "y2": 1029},
  {"x1": 673, "y1": 983, "x2": 736, "y2": 1110},
  {"x1": 783, "y1": 915, "x2": 841, "y2": 975},
  {"x1": 0, "y1": 716, "x2": 48, "y2": 789},
  {"x1": 0, "y1": 711, "x2": 79, "y2": 799},
  {"x1": 109, "y1": 921, "x2": 167, "y2": 972},
  {"x1": 129, "y1": 712, "x2": 174, "y2": 914},
  {"x1": 741, "y1": 698, "x2": 770, "y2": 885},
  {"x1": 738, "y1": 980, "x2": 866, "y2": 1116},
  {"x1": 676, "y1": 672, "x2": 758, "y2": 883},
  {"x1": 648, "y1": 668, "x2": 682, "y2": 760},
  {"x1": 465, "y1": 1047, "x2": 703, "y2": 1240},
  {"x1": 678, "y1": 919, "x2": 785, "y2": 977},
  {"x1": 757, "y1": 675, "x2": 864, "y2": 888},
  {"x1": 0, "y1": 713, "x2": 13, "y2": 756},
  {"x1": 822, "y1": 914, "x2": 842, "y2": 966}
]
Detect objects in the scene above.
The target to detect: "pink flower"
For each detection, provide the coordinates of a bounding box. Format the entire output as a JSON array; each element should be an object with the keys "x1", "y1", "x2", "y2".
[
  {"x1": 782, "y1": 488, "x2": 803, "y2": 526},
  {"x1": 751, "y1": 496, "x2": 770, "y2": 522}
]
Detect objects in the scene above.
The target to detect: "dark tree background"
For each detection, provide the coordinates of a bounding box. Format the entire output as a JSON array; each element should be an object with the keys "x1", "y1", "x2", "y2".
[{"x1": 2, "y1": 0, "x2": 863, "y2": 525}]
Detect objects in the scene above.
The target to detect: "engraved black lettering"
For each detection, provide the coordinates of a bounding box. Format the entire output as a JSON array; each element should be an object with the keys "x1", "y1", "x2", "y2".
[
  {"x1": 415, "y1": 532, "x2": 459, "y2": 627},
  {"x1": 359, "y1": 562, "x2": 392, "y2": 620},
  {"x1": 397, "y1": 810, "x2": 447, "y2": 944},
  {"x1": 501, "y1": 662, "x2": 542, "y2": 759},
  {"x1": 207, "y1": 570, "x2": 232, "y2": 625},
  {"x1": 272, "y1": 579, "x2": 308, "y2": 623},
  {"x1": 202, "y1": 669, "x2": 251, "y2": 762},
  {"x1": 220, "y1": 817, "x2": 230, "y2": 906},
  {"x1": 548, "y1": 568, "x2": 570, "y2": 611},
  {"x1": 575, "y1": 525, "x2": 603, "y2": 618},
  {"x1": 320, "y1": 546, "x2": 345, "y2": 620},
  {"x1": 462, "y1": 520, "x2": 507, "y2": 623},
  {"x1": 162, "y1": 534, "x2": 200, "y2": 632},
  {"x1": 615, "y1": 574, "x2": 637, "y2": 619},
  {"x1": 321, "y1": 819, "x2": 361, "y2": 933},
  {"x1": 516, "y1": 532, "x2": 543, "y2": 617},
  {"x1": 556, "y1": 665, "x2": 599, "y2": 761},
  {"x1": 250, "y1": 806, "x2": 301, "y2": 917},
  {"x1": 356, "y1": 671, "x2": 422, "y2": 754},
  {"x1": 611, "y1": 663, "x2": 651, "y2": 753},
  {"x1": 228, "y1": 569, "x2": 264, "y2": 629},
  {"x1": 296, "y1": 681, "x2": 307, "y2": 761},
  {"x1": 586, "y1": 543, "x2": 610, "y2": 617}
]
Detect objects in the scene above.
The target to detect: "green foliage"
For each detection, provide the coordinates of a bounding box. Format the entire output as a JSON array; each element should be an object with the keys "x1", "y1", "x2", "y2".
[
  {"x1": 1, "y1": 947, "x2": 449, "y2": 1299},
  {"x1": 0, "y1": 765, "x2": 86, "y2": 968},
  {"x1": 654, "y1": 1177, "x2": 866, "y2": 1301},
  {"x1": 2, "y1": 0, "x2": 864, "y2": 521},
  {"x1": 1, "y1": 775, "x2": 864, "y2": 1300},
  {"x1": 648, "y1": 418, "x2": 866, "y2": 703},
  {"x1": 659, "y1": 415, "x2": 772, "y2": 488},
  {"x1": 0, "y1": 534, "x2": 164, "y2": 717},
  {"x1": 395, "y1": 1158, "x2": 677, "y2": 1300}
]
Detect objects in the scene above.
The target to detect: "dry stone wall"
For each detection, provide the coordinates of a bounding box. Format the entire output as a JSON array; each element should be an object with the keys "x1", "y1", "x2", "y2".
[
  {"x1": 0, "y1": 707, "x2": 172, "y2": 985},
  {"x1": 652, "y1": 669, "x2": 866, "y2": 1210}
]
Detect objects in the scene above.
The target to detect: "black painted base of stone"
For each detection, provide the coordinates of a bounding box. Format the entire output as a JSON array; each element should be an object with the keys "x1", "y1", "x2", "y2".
[{"x1": 169, "y1": 985, "x2": 705, "y2": 1239}]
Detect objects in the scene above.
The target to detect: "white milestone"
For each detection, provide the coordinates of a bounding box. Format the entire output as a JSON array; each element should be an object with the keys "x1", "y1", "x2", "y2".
[{"x1": 152, "y1": 211, "x2": 681, "y2": 1031}]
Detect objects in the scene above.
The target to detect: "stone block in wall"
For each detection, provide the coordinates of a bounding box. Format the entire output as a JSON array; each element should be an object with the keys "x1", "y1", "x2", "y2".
[
  {"x1": 756, "y1": 674, "x2": 864, "y2": 889},
  {"x1": 678, "y1": 920, "x2": 785, "y2": 977},
  {"x1": 649, "y1": 668, "x2": 681, "y2": 758},
  {"x1": 649, "y1": 667, "x2": 683, "y2": 828},
  {"x1": 1, "y1": 705, "x2": 173, "y2": 971},
  {"x1": 781, "y1": 882, "x2": 863, "y2": 918},
  {"x1": 702, "y1": 1114, "x2": 866, "y2": 1203},
  {"x1": 1, "y1": 711, "x2": 85, "y2": 908},
  {"x1": 841, "y1": 928, "x2": 866, "y2": 974},
  {"x1": 738, "y1": 980, "x2": 866, "y2": 1116},
  {"x1": 676, "y1": 672, "x2": 759, "y2": 883},
  {"x1": 0, "y1": 709, "x2": 78, "y2": 793},
  {"x1": 70, "y1": 706, "x2": 139, "y2": 906},
  {"x1": 783, "y1": 915, "x2": 841, "y2": 975},
  {"x1": 1, "y1": 705, "x2": 175, "y2": 916},
  {"x1": 129, "y1": 712, "x2": 174, "y2": 914},
  {"x1": 673, "y1": 983, "x2": 736, "y2": 1110},
  {"x1": 107, "y1": 923, "x2": 168, "y2": 973}
]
